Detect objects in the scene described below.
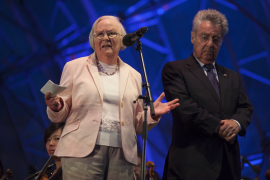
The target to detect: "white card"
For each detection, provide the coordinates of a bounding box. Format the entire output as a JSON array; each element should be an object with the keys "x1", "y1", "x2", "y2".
[{"x1": 40, "y1": 80, "x2": 67, "y2": 97}]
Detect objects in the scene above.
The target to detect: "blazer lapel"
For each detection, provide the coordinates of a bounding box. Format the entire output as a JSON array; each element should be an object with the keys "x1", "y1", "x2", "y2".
[
  {"x1": 187, "y1": 55, "x2": 222, "y2": 107},
  {"x1": 216, "y1": 64, "x2": 228, "y2": 109},
  {"x1": 86, "y1": 53, "x2": 103, "y2": 102},
  {"x1": 119, "y1": 57, "x2": 129, "y2": 102}
]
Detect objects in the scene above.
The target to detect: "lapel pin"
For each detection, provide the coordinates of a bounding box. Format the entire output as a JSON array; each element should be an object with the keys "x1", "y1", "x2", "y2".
[{"x1": 223, "y1": 74, "x2": 227, "y2": 77}]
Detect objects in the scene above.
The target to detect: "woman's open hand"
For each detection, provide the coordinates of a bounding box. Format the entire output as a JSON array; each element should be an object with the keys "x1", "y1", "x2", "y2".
[{"x1": 152, "y1": 92, "x2": 179, "y2": 120}]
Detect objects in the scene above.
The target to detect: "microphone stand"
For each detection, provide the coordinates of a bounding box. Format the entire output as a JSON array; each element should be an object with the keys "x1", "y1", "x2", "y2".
[
  {"x1": 241, "y1": 156, "x2": 261, "y2": 176},
  {"x1": 134, "y1": 39, "x2": 155, "y2": 180}
]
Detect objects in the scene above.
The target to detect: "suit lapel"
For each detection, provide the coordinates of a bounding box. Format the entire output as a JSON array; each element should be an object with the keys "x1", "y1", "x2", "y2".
[
  {"x1": 119, "y1": 57, "x2": 129, "y2": 102},
  {"x1": 86, "y1": 53, "x2": 103, "y2": 102},
  {"x1": 187, "y1": 55, "x2": 222, "y2": 107},
  {"x1": 216, "y1": 64, "x2": 228, "y2": 109}
]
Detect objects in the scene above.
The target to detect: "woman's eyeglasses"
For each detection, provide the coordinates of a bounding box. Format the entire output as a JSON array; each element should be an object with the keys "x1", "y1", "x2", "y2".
[{"x1": 94, "y1": 31, "x2": 122, "y2": 40}]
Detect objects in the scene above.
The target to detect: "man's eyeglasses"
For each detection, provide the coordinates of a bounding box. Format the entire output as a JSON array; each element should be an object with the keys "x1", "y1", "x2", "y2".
[
  {"x1": 199, "y1": 35, "x2": 222, "y2": 46},
  {"x1": 94, "y1": 31, "x2": 122, "y2": 40}
]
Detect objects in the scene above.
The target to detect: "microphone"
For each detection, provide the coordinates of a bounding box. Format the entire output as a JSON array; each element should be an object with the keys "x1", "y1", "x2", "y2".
[
  {"x1": 240, "y1": 156, "x2": 261, "y2": 174},
  {"x1": 247, "y1": 162, "x2": 261, "y2": 174},
  {"x1": 122, "y1": 27, "x2": 148, "y2": 47}
]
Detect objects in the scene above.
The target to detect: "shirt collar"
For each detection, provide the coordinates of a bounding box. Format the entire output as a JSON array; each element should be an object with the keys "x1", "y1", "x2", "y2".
[{"x1": 193, "y1": 53, "x2": 216, "y2": 69}]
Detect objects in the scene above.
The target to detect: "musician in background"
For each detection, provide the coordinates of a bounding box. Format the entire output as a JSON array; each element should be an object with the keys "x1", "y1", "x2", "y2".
[
  {"x1": 26, "y1": 122, "x2": 65, "y2": 180},
  {"x1": 44, "y1": 122, "x2": 65, "y2": 180}
]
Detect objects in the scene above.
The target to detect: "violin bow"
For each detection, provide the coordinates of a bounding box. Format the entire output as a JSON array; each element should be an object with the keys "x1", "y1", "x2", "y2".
[{"x1": 35, "y1": 155, "x2": 55, "y2": 180}]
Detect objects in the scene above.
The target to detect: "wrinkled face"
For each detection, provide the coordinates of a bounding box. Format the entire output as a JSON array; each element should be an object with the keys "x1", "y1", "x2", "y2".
[
  {"x1": 94, "y1": 19, "x2": 122, "y2": 58},
  {"x1": 45, "y1": 128, "x2": 62, "y2": 157},
  {"x1": 191, "y1": 20, "x2": 223, "y2": 64}
]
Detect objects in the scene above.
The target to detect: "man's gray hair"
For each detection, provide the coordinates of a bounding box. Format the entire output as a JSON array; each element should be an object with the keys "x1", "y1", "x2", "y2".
[
  {"x1": 192, "y1": 9, "x2": 228, "y2": 38},
  {"x1": 89, "y1": 16, "x2": 127, "y2": 50}
]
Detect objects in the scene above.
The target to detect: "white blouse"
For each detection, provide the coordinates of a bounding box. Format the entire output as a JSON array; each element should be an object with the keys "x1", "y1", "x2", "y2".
[{"x1": 95, "y1": 61, "x2": 122, "y2": 148}]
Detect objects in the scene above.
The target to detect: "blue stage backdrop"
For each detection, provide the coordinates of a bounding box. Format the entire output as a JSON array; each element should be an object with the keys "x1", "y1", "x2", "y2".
[{"x1": 0, "y1": 0, "x2": 270, "y2": 179}]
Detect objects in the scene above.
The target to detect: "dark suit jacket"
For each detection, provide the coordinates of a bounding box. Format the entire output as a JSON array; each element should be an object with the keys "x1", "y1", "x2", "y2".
[{"x1": 162, "y1": 54, "x2": 253, "y2": 180}]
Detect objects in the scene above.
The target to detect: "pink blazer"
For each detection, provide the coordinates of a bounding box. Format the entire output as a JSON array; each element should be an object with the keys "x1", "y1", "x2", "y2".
[{"x1": 47, "y1": 53, "x2": 159, "y2": 164}]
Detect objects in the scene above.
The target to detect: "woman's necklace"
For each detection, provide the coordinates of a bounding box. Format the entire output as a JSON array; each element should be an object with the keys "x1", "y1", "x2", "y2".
[{"x1": 96, "y1": 58, "x2": 119, "y2": 76}]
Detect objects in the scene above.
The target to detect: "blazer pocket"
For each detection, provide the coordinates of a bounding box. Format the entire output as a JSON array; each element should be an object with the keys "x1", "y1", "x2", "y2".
[{"x1": 61, "y1": 120, "x2": 81, "y2": 137}]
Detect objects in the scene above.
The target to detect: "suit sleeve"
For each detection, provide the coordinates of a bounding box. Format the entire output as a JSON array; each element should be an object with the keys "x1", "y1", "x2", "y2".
[
  {"x1": 230, "y1": 74, "x2": 253, "y2": 136},
  {"x1": 162, "y1": 62, "x2": 221, "y2": 136},
  {"x1": 47, "y1": 62, "x2": 73, "y2": 122}
]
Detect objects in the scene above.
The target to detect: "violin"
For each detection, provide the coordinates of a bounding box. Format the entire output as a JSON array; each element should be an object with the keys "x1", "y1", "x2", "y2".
[
  {"x1": 35, "y1": 155, "x2": 55, "y2": 180},
  {"x1": 24, "y1": 163, "x2": 55, "y2": 180},
  {"x1": 146, "y1": 161, "x2": 155, "y2": 180},
  {"x1": 39, "y1": 174, "x2": 48, "y2": 180},
  {"x1": 0, "y1": 169, "x2": 13, "y2": 180}
]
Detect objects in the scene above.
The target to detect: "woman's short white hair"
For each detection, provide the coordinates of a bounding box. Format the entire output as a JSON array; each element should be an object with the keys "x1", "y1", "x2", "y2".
[
  {"x1": 89, "y1": 16, "x2": 127, "y2": 50},
  {"x1": 192, "y1": 9, "x2": 228, "y2": 39}
]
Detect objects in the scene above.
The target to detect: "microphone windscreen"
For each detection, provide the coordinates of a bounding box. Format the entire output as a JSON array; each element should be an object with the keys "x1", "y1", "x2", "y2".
[
  {"x1": 122, "y1": 34, "x2": 136, "y2": 47},
  {"x1": 140, "y1": 27, "x2": 148, "y2": 34}
]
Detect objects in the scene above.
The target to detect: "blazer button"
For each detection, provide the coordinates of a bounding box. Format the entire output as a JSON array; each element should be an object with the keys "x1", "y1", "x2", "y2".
[
  {"x1": 121, "y1": 102, "x2": 124, "y2": 107},
  {"x1": 121, "y1": 121, "x2": 124, "y2": 126}
]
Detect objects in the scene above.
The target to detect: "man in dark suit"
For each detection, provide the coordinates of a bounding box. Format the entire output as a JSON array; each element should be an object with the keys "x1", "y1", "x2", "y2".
[{"x1": 162, "y1": 9, "x2": 253, "y2": 180}]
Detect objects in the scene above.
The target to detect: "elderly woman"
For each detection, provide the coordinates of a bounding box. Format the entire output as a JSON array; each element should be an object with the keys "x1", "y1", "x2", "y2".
[{"x1": 44, "y1": 15, "x2": 179, "y2": 180}]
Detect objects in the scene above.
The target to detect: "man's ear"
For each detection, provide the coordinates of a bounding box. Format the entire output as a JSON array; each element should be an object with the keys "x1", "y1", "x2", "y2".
[{"x1": 191, "y1": 31, "x2": 194, "y2": 44}]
